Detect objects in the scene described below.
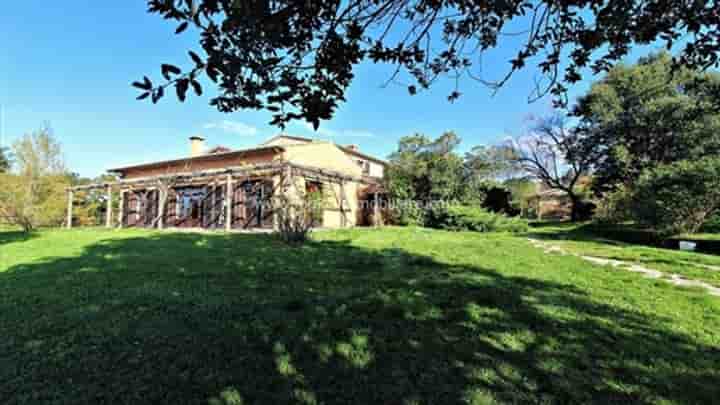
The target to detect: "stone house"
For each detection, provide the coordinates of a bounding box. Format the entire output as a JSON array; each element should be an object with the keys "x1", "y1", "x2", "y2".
[{"x1": 68, "y1": 135, "x2": 387, "y2": 230}]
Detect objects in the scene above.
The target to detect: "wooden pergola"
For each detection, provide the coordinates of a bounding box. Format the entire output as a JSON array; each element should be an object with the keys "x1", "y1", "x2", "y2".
[{"x1": 66, "y1": 161, "x2": 377, "y2": 231}]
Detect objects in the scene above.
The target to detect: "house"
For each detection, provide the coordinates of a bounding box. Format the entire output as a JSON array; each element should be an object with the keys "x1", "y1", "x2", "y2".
[{"x1": 68, "y1": 135, "x2": 388, "y2": 230}]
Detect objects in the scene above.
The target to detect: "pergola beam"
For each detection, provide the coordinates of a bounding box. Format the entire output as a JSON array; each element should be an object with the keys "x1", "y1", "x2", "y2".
[{"x1": 69, "y1": 162, "x2": 366, "y2": 192}]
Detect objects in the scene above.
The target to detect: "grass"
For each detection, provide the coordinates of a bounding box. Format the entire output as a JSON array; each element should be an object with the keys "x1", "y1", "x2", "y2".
[
  {"x1": 529, "y1": 222, "x2": 720, "y2": 288},
  {"x1": 677, "y1": 233, "x2": 720, "y2": 241},
  {"x1": 1, "y1": 226, "x2": 719, "y2": 404}
]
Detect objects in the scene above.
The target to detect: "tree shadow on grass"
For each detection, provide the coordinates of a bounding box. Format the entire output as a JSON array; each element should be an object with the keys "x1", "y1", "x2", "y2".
[
  {"x1": 0, "y1": 229, "x2": 36, "y2": 245},
  {"x1": 0, "y1": 231, "x2": 718, "y2": 404},
  {"x1": 526, "y1": 222, "x2": 662, "y2": 247}
]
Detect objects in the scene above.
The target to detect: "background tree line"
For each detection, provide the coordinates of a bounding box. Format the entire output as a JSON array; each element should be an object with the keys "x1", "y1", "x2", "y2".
[
  {"x1": 384, "y1": 52, "x2": 720, "y2": 237},
  {"x1": 0, "y1": 126, "x2": 112, "y2": 232}
]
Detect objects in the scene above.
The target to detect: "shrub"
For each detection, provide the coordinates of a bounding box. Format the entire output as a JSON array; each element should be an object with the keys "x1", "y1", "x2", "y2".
[
  {"x1": 428, "y1": 205, "x2": 528, "y2": 233},
  {"x1": 701, "y1": 213, "x2": 720, "y2": 233},
  {"x1": 388, "y1": 199, "x2": 426, "y2": 226},
  {"x1": 595, "y1": 185, "x2": 634, "y2": 224},
  {"x1": 482, "y1": 186, "x2": 520, "y2": 216},
  {"x1": 0, "y1": 173, "x2": 69, "y2": 232},
  {"x1": 273, "y1": 179, "x2": 326, "y2": 245},
  {"x1": 575, "y1": 200, "x2": 597, "y2": 221},
  {"x1": 631, "y1": 157, "x2": 720, "y2": 236}
]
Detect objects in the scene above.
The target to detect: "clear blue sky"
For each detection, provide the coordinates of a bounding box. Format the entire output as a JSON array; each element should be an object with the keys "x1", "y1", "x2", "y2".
[{"x1": 0, "y1": 1, "x2": 664, "y2": 178}]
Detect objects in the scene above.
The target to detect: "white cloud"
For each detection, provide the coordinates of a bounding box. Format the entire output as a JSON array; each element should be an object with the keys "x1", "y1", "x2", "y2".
[{"x1": 203, "y1": 120, "x2": 258, "y2": 136}]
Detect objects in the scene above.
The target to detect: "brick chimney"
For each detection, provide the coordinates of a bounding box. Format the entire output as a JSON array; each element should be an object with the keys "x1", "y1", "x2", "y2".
[
  {"x1": 346, "y1": 144, "x2": 359, "y2": 151},
  {"x1": 189, "y1": 136, "x2": 206, "y2": 157}
]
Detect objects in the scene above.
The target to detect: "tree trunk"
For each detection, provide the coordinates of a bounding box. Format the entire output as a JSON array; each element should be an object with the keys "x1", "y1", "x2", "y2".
[{"x1": 569, "y1": 193, "x2": 581, "y2": 222}]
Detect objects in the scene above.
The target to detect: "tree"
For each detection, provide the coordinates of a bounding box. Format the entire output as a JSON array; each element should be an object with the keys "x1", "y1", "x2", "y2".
[
  {"x1": 0, "y1": 146, "x2": 11, "y2": 172},
  {"x1": 504, "y1": 177, "x2": 538, "y2": 218},
  {"x1": 631, "y1": 157, "x2": 720, "y2": 236},
  {"x1": 0, "y1": 126, "x2": 69, "y2": 232},
  {"x1": 136, "y1": 1, "x2": 720, "y2": 128},
  {"x1": 464, "y1": 144, "x2": 519, "y2": 182},
  {"x1": 573, "y1": 53, "x2": 720, "y2": 193},
  {"x1": 508, "y1": 113, "x2": 592, "y2": 221},
  {"x1": 12, "y1": 125, "x2": 66, "y2": 177},
  {"x1": 386, "y1": 132, "x2": 466, "y2": 224}
]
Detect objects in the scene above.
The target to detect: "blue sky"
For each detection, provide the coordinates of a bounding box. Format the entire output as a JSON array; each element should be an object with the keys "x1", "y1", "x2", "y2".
[{"x1": 1, "y1": 1, "x2": 665, "y2": 177}]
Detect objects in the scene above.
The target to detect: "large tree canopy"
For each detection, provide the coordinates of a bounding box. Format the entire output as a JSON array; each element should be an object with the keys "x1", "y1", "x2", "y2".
[
  {"x1": 136, "y1": 0, "x2": 720, "y2": 128},
  {"x1": 573, "y1": 52, "x2": 720, "y2": 193}
]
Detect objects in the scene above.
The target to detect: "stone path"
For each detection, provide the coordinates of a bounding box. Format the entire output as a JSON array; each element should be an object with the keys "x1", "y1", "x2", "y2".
[{"x1": 528, "y1": 238, "x2": 720, "y2": 297}]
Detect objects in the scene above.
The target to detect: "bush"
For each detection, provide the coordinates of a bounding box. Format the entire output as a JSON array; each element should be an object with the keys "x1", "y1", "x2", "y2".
[
  {"x1": 575, "y1": 200, "x2": 597, "y2": 221},
  {"x1": 0, "y1": 173, "x2": 69, "y2": 232},
  {"x1": 482, "y1": 186, "x2": 520, "y2": 216},
  {"x1": 594, "y1": 186, "x2": 634, "y2": 224},
  {"x1": 700, "y1": 213, "x2": 720, "y2": 233},
  {"x1": 631, "y1": 157, "x2": 720, "y2": 236},
  {"x1": 428, "y1": 205, "x2": 528, "y2": 233},
  {"x1": 388, "y1": 200, "x2": 426, "y2": 226}
]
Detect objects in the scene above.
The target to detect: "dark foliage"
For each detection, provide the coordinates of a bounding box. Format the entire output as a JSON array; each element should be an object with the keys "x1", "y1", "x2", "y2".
[
  {"x1": 574, "y1": 200, "x2": 596, "y2": 222},
  {"x1": 631, "y1": 157, "x2": 720, "y2": 236},
  {"x1": 136, "y1": 0, "x2": 720, "y2": 127},
  {"x1": 482, "y1": 186, "x2": 519, "y2": 216},
  {"x1": 0, "y1": 147, "x2": 11, "y2": 172},
  {"x1": 573, "y1": 53, "x2": 720, "y2": 193}
]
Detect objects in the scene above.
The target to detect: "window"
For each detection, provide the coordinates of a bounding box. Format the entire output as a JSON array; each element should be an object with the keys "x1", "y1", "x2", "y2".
[{"x1": 356, "y1": 159, "x2": 370, "y2": 175}]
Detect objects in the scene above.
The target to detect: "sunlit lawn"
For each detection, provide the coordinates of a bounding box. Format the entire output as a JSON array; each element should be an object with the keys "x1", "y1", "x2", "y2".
[
  {"x1": 1, "y1": 226, "x2": 719, "y2": 404},
  {"x1": 529, "y1": 222, "x2": 720, "y2": 288}
]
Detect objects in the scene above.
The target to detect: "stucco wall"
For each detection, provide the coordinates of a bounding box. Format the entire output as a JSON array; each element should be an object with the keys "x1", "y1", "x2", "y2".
[{"x1": 282, "y1": 142, "x2": 364, "y2": 178}]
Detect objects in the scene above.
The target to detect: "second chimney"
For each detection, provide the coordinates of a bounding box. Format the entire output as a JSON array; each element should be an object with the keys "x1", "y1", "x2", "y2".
[
  {"x1": 189, "y1": 136, "x2": 206, "y2": 157},
  {"x1": 346, "y1": 144, "x2": 359, "y2": 151}
]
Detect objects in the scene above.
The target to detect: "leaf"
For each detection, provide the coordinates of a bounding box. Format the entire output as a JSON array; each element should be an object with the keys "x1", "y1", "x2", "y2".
[
  {"x1": 189, "y1": 51, "x2": 203, "y2": 66},
  {"x1": 132, "y1": 78, "x2": 153, "y2": 91},
  {"x1": 161, "y1": 64, "x2": 182, "y2": 80},
  {"x1": 136, "y1": 92, "x2": 151, "y2": 100},
  {"x1": 206, "y1": 66, "x2": 219, "y2": 83},
  {"x1": 408, "y1": 85, "x2": 417, "y2": 95},
  {"x1": 176, "y1": 79, "x2": 189, "y2": 102},
  {"x1": 191, "y1": 80, "x2": 202, "y2": 96},
  {"x1": 152, "y1": 86, "x2": 164, "y2": 104},
  {"x1": 175, "y1": 22, "x2": 189, "y2": 34},
  {"x1": 312, "y1": 119, "x2": 320, "y2": 131}
]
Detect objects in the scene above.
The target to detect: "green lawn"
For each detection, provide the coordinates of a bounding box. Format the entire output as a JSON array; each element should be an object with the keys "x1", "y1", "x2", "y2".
[
  {"x1": 529, "y1": 222, "x2": 720, "y2": 288},
  {"x1": 1, "y1": 226, "x2": 719, "y2": 404}
]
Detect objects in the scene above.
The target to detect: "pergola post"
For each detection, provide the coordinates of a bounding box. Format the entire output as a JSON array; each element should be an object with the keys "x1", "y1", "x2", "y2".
[
  {"x1": 373, "y1": 192, "x2": 380, "y2": 227},
  {"x1": 66, "y1": 190, "x2": 73, "y2": 229},
  {"x1": 118, "y1": 190, "x2": 125, "y2": 229},
  {"x1": 105, "y1": 185, "x2": 112, "y2": 228},
  {"x1": 225, "y1": 174, "x2": 233, "y2": 232},
  {"x1": 339, "y1": 180, "x2": 348, "y2": 228},
  {"x1": 158, "y1": 193, "x2": 164, "y2": 230}
]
